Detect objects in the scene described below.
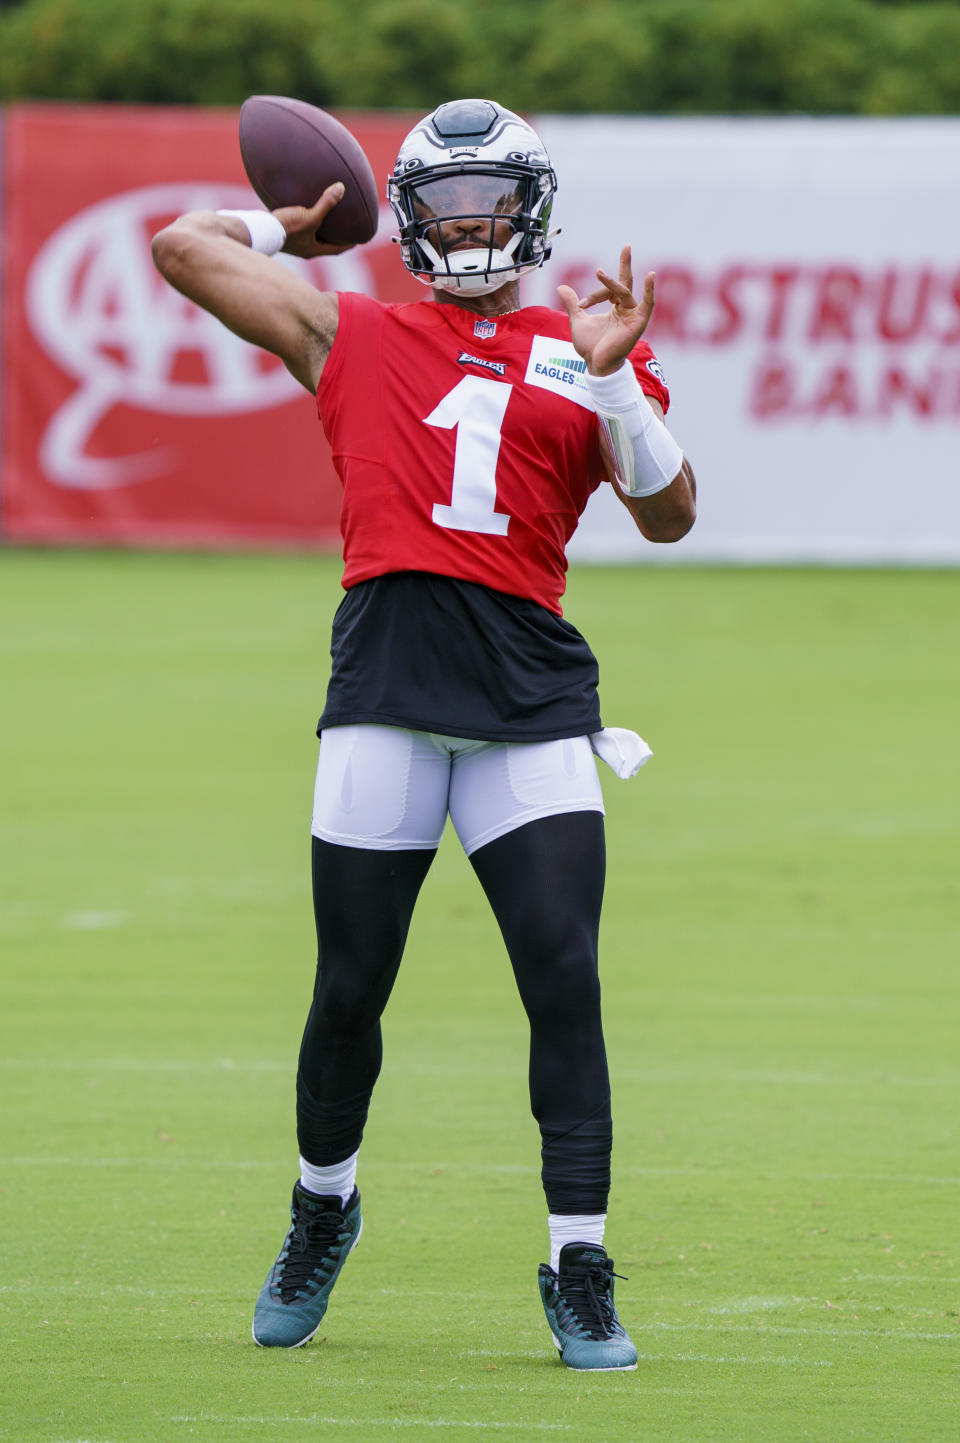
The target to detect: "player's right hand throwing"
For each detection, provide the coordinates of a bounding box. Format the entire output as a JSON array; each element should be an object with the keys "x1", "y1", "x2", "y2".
[{"x1": 275, "y1": 184, "x2": 357, "y2": 259}]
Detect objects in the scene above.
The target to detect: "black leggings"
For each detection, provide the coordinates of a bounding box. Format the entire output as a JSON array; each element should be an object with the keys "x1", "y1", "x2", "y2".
[{"x1": 296, "y1": 811, "x2": 611, "y2": 1213}]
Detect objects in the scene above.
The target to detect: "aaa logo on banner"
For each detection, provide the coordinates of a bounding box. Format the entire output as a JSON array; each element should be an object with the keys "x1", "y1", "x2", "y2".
[{"x1": 1, "y1": 104, "x2": 418, "y2": 547}]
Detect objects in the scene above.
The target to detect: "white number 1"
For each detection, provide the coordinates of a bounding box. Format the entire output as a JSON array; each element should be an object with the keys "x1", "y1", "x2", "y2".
[{"x1": 424, "y1": 376, "x2": 513, "y2": 536}]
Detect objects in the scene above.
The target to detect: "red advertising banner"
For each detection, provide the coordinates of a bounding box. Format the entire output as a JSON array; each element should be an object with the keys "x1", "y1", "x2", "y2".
[
  {"x1": 1, "y1": 103, "x2": 420, "y2": 548},
  {"x1": 6, "y1": 108, "x2": 958, "y2": 562}
]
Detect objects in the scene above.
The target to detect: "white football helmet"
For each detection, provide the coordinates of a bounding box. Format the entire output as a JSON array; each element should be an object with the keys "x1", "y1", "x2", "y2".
[{"x1": 387, "y1": 98, "x2": 558, "y2": 295}]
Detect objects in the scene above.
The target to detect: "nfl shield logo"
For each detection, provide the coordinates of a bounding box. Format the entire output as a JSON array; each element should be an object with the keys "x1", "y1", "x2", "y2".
[{"x1": 474, "y1": 318, "x2": 497, "y2": 340}]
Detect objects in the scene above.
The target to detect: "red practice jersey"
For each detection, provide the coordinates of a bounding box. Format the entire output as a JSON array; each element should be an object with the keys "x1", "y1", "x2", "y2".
[{"x1": 317, "y1": 294, "x2": 671, "y2": 615}]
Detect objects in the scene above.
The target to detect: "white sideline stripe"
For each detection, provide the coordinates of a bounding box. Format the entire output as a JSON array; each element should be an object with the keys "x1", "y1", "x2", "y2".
[
  {"x1": 63, "y1": 910, "x2": 126, "y2": 929},
  {"x1": 463, "y1": 1347, "x2": 830, "y2": 1367},
  {"x1": 705, "y1": 1296, "x2": 796, "y2": 1314},
  {"x1": 170, "y1": 1419, "x2": 573, "y2": 1432},
  {"x1": 4, "y1": 1286, "x2": 955, "y2": 1343},
  {"x1": 844, "y1": 1274, "x2": 956, "y2": 1285},
  {"x1": 634, "y1": 1322, "x2": 959, "y2": 1342},
  {"x1": 9, "y1": 1281, "x2": 952, "y2": 1316},
  {"x1": 638, "y1": 1352, "x2": 832, "y2": 1367}
]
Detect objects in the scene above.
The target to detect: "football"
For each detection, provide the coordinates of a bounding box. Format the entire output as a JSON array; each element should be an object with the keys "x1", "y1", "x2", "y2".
[{"x1": 238, "y1": 95, "x2": 379, "y2": 246}]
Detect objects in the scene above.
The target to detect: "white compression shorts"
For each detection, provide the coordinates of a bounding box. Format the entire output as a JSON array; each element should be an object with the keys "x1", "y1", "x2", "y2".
[{"x1": 311, "y1": 724, "x2": 605, "y2": 856}]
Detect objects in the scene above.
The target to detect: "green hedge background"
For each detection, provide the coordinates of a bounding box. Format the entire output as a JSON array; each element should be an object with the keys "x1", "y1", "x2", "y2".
[{"x1": 1, "y1": 0, "x2": 959, "y2": 114}]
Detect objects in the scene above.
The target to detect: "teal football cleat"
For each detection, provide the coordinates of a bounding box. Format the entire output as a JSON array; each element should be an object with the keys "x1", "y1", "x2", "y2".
[
  {"x1": 252, "y1": 1183, "x2": 362, "y2": 1348},
  {"x1": 538, "y1": 1243, "x2": 638, "y2": 1371}
]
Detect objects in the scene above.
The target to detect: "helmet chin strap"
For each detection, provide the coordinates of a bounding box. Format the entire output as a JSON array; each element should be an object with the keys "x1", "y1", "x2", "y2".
[
  {"x1": 427, "y1": 262, "x2": 519, "y2": 295},
  {"x1": 414, "y1": 231, "x2": 531, "y2": 294}
]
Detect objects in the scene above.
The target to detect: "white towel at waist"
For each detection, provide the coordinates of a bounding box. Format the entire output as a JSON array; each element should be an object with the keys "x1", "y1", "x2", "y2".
[{"x1": 589, "y1": 727, "x2": 653, "y2": 779}]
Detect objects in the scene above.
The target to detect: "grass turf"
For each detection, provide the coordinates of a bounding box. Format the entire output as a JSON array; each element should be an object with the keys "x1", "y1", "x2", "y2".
[{"x1": 1, "y1": 552, "x2": 957, "y2": 1441}]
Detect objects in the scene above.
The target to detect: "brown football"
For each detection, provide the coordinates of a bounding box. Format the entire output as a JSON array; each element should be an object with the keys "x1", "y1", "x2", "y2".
[{"x1": 239, "y1": 95, "x2": 379, "y2": 245}]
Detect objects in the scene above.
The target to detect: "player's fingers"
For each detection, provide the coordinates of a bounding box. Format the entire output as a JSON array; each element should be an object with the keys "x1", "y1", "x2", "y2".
[
  {"x1": 637, "y1": 270, "x2": 656, "y2": 321},
  {"x1": 595, "y1": 266, "x2": 637, "y2": 309},
  {"x1": 280, "y1": 185, "x2": 344, "y2": 233},
  {"x1": 618, "y1": 245, "x2": 633, "y2": 292},
  {"x1": 309, "y1": 182, "x2": 345, "y2": 219},
  {"x1": 578, "y1": 286, "x2": 613, "y2": 309},
  {"x1": 274, "y1": 183, "x2": 344, "y2": 235},
  {"x1": 556, "y1": 284, "x2": 581, "y2": 318}
]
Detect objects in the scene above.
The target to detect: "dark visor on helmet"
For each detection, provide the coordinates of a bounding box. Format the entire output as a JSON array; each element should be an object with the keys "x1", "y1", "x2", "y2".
[{"x1": 406, "y1": 171, "x2": 524, "y2": 222}]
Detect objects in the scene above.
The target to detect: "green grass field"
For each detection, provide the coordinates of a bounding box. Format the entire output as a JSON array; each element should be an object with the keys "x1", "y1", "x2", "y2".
[{"x1": 2, "y1": 552, "x2": 957, "y2": 1442}]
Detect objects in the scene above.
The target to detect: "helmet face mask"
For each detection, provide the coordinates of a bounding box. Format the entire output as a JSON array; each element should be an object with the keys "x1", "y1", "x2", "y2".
[{"x1": 388, "y1": 99, "x2": 558, "y2": 295}]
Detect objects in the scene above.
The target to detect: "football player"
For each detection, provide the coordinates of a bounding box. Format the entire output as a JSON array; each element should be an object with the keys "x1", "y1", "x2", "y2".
[{"x1": 152, "y1": 97, "x2": 696, "y2": 1371}]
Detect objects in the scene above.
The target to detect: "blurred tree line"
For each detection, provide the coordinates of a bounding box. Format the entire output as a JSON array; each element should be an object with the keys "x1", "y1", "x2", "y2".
[{"x1": 1, "y1": 0, "x2": 959, "y2": 113}]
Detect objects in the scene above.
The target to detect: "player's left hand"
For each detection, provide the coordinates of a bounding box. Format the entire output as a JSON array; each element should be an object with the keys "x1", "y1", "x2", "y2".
[{"x1": 557, "y1": 246, "x2": 655, "y2": 377}]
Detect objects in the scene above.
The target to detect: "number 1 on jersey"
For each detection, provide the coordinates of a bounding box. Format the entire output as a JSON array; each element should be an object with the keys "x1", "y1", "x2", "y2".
[{"x1": 424, "y1": 376, "x2": 513, "y2": 537}]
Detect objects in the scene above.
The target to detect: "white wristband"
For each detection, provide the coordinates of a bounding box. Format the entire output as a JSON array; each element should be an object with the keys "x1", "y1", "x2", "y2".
[
  {"x1": 216, "y1": 209, "x2": 286, "y2": 256},
  {"x1": 586, "y1": 362, "x2": 683, "y2": 498}
]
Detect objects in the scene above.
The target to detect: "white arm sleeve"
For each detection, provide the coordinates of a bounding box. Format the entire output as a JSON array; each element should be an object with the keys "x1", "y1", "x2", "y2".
[{"x1": 586, "y1": 362, "x2": 684, "y2": 498}]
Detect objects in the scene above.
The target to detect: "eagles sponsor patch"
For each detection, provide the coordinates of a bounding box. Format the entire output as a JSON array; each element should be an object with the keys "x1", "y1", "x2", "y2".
[{"x1": 523, "y1": 336, "x2": 595, "y2": 411}]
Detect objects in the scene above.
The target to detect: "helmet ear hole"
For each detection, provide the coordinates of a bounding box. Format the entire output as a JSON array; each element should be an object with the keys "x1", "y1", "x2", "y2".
[{"x1": 388, "y1": 99, "x2": 557, "y2": 295}]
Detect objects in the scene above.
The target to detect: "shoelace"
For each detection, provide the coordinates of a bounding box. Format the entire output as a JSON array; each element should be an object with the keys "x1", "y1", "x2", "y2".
[
  {"x1": 558, "y1": 1262, "x2": 628, "y2": 1340},
  {"x1": 277, "y1": 1208, "x2": 345, "y2": 1301}
]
